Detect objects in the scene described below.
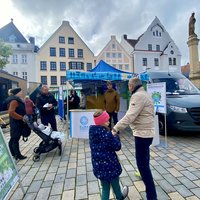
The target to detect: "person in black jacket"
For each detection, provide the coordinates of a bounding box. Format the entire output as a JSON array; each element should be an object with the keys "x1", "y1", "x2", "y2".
[
  {"x1": 89, "y1": 111, "x2": 128, "y2": 200},
  {"x1": 7, "y1": 88, "x2": 28, "y2": 160},
  {"x1": 36, "y1": 85, "x2": 58, "y2": 131}
]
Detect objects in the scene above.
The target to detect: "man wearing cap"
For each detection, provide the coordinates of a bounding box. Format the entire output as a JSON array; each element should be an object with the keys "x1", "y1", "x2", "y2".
[
  {"x1": 7, "y1": 87, "x2": 27, "y2": 160},
  {"x1": 104, "y1": 81, "x2": 120, "y2": 129},
  {"x1": 36, "y1": 85, "x2": 58, "y2": 131}
]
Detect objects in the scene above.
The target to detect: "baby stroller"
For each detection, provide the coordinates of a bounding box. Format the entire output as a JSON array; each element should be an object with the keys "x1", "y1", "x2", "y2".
[{"x1": 24, "y1": 115, "x2": 63, "y2": 162}]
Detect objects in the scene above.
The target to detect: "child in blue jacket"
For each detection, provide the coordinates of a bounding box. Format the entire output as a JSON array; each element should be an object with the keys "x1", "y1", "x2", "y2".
[{"x1": 89, "y1": 110, "x2": 129, "y2": 200}]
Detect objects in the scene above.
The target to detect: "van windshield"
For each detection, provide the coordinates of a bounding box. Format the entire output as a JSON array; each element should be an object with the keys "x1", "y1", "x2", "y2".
[{"x1": 152, "y1": 77, "x2": 200, "y2": 95}]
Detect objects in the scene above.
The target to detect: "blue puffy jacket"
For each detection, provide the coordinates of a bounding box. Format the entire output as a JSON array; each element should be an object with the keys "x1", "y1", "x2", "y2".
[{"x1": 89, "y1": 125, "x2": 122, "y2": 182}]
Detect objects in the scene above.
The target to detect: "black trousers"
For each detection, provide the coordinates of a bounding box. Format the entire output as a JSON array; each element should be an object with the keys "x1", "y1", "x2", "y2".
[
  {"x1": 9, "y1": 137, "x2": 22, "y2": 157},
  {"x1": 41, "y1": 114, "x2": 57, "y2": 131},
  {"x1": 107, "y1": 112, "x2": 118, "y2": 129},
  {"x1": 135, "y1": 136, "x2": 157, "y2": 200}
]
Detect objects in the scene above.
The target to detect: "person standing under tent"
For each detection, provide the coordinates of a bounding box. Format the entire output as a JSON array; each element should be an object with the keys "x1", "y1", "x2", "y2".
[{"x1": 104, "y1": 81, "x2": 120, "y2": 129}]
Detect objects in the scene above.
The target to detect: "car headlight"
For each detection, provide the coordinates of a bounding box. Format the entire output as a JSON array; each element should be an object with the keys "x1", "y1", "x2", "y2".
[{"x1": 169, "y1": 105, "x2": 187, "y2": 113}]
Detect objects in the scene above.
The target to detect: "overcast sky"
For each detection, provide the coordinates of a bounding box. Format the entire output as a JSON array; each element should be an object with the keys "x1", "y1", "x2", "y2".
[{"x1": 0, "y1": 0, "x2": 199, "y2": 65}]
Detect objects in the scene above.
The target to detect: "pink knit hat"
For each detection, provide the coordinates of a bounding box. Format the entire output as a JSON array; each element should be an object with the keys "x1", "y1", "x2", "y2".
[{"x1": 94, "y1": 111, "x2": 110, "y2": 125}]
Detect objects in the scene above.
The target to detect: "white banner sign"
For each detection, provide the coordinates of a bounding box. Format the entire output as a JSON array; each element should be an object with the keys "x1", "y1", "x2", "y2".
[{"x1": 147, "y1": 82, "x2": 166, "y2": 114}]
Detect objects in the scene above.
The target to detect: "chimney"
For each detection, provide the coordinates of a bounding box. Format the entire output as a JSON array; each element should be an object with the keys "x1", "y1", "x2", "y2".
[
  {"x1": 111, "y1": 35, "x2": 116, "y2": 40},
  {"x1": 123, "y1": 34, "x2": 127, "y2": 40},
  {"x1": 29, "y1": 37, "x2": 35, "y2": 45},
  {"x1": 62, "y1": 21, "x2": 70, "y2": 26},
  {"x1": 11, "y1": 18, "x2": 13, "y2": 23}
]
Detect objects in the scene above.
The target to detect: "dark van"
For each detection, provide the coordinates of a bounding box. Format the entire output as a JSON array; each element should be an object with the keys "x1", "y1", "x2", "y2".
[{"x1": 144, "y1": 72, "x2": 200, "y2": 133}]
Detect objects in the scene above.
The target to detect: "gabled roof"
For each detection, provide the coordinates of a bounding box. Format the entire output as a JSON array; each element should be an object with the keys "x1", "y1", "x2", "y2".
[
  {"x1": 123, "y1": 34, "x2": 143, "y2": 48},
  {"x1": 90, "y1": 60, "x2": 131, "y2": 74},
  {"x1": 0, "y1": 19, "x2": 28, "y2": 43}
]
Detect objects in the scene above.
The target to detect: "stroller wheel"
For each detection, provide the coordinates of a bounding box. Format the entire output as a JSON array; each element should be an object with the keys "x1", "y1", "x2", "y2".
[
  {"x1": 33, "y1": 147, "x2": 39, "y2": 153},
  {"x1": 33, "y1": 155, "x2": 40, "y2": 162}
]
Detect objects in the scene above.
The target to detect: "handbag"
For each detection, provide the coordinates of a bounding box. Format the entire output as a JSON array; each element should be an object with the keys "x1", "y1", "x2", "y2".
[{"x1": 21, "y1": 123, "x2": 31, "y2": 142}]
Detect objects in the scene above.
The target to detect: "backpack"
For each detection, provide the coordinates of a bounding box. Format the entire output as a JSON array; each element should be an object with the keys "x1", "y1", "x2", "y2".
[{"x1": 21, "y1": 123, "x2": 31, "y2": 142}]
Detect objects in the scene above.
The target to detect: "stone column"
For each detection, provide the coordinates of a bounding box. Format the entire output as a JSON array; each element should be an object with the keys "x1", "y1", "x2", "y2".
[{"x1": 187, "y1": 34, "x2": 200, "y2": 88}]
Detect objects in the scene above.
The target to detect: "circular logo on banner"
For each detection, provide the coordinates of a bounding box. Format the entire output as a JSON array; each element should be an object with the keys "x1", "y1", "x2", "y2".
[{"x1": 80, "y1": 116, "x2": 88, "y2": 125}]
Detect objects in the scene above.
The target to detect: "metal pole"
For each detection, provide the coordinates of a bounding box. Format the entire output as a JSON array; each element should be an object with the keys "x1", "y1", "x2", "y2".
[
  {"x1": 66, "y1": 82, "x2": 69, "y2": 138},
  {"x1": 164, "y1": 113, "x2": 168, "y2": 148}
]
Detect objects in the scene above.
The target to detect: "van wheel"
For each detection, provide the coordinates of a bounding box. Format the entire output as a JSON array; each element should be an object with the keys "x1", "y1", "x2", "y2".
[{"x1": 158, "y1": 115, "x2": 165, "y2": 135}]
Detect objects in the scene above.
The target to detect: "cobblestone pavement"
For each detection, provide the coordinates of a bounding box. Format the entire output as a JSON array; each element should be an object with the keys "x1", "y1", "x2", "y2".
[{"x1": 3, "y1": 119, "x2": 200, "y2": 200}]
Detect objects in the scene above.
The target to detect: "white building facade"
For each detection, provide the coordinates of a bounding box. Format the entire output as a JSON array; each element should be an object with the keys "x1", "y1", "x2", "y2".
[
  {"x1": 0, "y1": 19, "x2": 37, "y2": 85},
  {"x1": 121, "y1": 17, "x2": 181, "y2": 74}
]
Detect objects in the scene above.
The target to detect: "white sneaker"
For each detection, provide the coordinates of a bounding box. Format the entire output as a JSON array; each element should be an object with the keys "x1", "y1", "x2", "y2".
[{"x1": 121, "y1": 185, "x2": 129, "y2": 199}]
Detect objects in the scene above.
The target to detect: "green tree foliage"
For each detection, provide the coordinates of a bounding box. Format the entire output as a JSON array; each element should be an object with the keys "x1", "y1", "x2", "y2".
[{"x1": 0, "y1": 40, "x2": 12, "y2": 69}]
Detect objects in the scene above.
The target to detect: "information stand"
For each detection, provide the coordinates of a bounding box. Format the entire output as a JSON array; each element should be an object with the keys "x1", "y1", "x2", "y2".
[{"x1": 0, "y1": 128, "x2": 25, "y2": 200}]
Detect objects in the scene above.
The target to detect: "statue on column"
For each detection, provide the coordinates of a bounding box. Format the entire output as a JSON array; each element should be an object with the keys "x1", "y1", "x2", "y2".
[{"x1": 189, "y1": 12, "x2": 196, "y2": 36}]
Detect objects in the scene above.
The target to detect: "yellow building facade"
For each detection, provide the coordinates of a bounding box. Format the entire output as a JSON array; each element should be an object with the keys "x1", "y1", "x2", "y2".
[
  {"x1": 36, "y1": 21, "x2": 94, "y2": 87},
  {"x1": 96, "y1": 35, "x2": 133, "y2": 73}
]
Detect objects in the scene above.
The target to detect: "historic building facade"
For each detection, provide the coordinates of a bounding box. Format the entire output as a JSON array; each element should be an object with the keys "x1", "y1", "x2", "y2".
[
  {"x1": 0, "y1": 19, "x2": 37, "y2": 85},
  {"x1": 96, "y1": 35, "x2": 133, "y2": 72},
  {"x1": 36, "y1": 21, "x2": 95, "y2": 87},
  {"x1": 120, "y1": 17, "x2": 181, "y2": 74}
]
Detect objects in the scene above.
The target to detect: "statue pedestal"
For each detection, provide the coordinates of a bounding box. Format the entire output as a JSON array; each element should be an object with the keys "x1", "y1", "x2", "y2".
[{"x1": 187, "y1": 34, "x2": 200, "y2": 88}]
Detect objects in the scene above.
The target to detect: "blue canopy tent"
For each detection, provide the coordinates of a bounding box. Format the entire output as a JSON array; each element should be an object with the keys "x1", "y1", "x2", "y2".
[{"x1": 66, "y1": 60, "x2": 136, "y2": 82}]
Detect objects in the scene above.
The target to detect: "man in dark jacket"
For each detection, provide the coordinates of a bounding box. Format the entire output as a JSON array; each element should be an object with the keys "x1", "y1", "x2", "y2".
[{"x1": 36, "y1": 85, "x2": 58, "y2": 131}]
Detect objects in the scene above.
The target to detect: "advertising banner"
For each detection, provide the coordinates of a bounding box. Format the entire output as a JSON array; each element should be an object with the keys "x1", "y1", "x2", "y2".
[
  {"x1": 70, "y1": 111, "x2": 96, "y2": 139},
  {"x1": 0, "y1": 128, "x2": 19, "y2": 200},
  {"x1": 66, "y1": 70, "x2": 136, "y2": 81},
  {"x1": 58, "y1": 86, "x2": 64, "y2": 119},
  {"x1": 147, "y1": 82, "x2": 166, "y2": 114}
]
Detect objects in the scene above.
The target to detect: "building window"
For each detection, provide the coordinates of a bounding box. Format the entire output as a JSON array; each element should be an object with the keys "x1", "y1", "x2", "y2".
[
  {"x1": 119, "y1": 65, "x2": 122, "y2": 70},
  {"x1": 153, "y1": 32, "x2": 155, "y2": 36},
  {"x1": 60, "y1": 76, "x2": 66, "y2": 85},
  {"x1": 142, "y1": 58, "x2": 147, "y2": 66},
  {"x1": 86, "y1": 63, "x2": 92, "y2": 71},
  {"x1": 156, "y1": 45, "x2": 160, "y2": 51},
  {"x1": 78, "y1": 49, "x2": 83, "y2": 58},
  {"x1": 40, "y1": 61, "x2": 47, "y2": 70},
  {"x1": 21, "y1": 55, "x2": 27, "y2": 64},
  {"x1": 156, "y1": 30, "x2": 158, "y2": 36},
  {"x1": 13, "y1": 72, "x2": 18, "y2": 76},
  {"x1": 112, "y1": 64, "x2": 116, "y2": 68},
  {"x1": 68, "y1": 37, "x2": 74, "y2": 44},
  {"x1": 106, "y1": 52, "x2": 110, "y2": 58},
  {"x1": 169, "y1": 58, "x2": 172, "y2": 65},
  {"x1": 50, "y1": 47, "x2": 56, "y2": 56},
  {"x1": 41, "y1": 76, "x2": 47, "y2": 85},
  {"x1": 148, "y1": 44, "x2": 152, "y2": 51},
  {"x1": 59, "y1": 36, "x2": 65, "y2": 43},
  {"x1": 50, "y1": 62, "x2": 57, "y2": 71},
  {"x1": 59, "y1": 48, "x2": 65, "y2": 57},
  {"x1": 173, "y1": 58, "x2": 176, "y2": 65},
  {"x1": 22, "y1": 72, "x2": 27, "y2": 80},
  {"x1": 12, "y1": 55, "x2": 18, "y2": 63},
  {"x1": 118, "y1": 53, "x2": 122, "y2": 58},
  {"x1": 69, "y1": 48, "x2": 74, "y2": 57},
  {"x1": 154, "y1": 58, "x2": 159, "y2": 66},
  {"x1": 112, "y1": 44, "x2": 115, "y2": 49},
  {"x1": 112, "y1": 53, "x2": 116, "y2": 58},
  {"x1": 51, "y1": 76, "x2": 57, "y2": 85},
  {"x1": 69, "y1": 62, "x2": 84, "y2": 70},
  {"x1": 170, "y1": 50, "x2": 174, "y2": 55},
  {"x1": 159, "y1": 32, "x2": 161, "y2": 37},
  {"x1": 60, "y1": 62, "x2": 66, "y2": 71},
  {"x1": 125, "y1": 65, "x2": 129, "y2": 70}
]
